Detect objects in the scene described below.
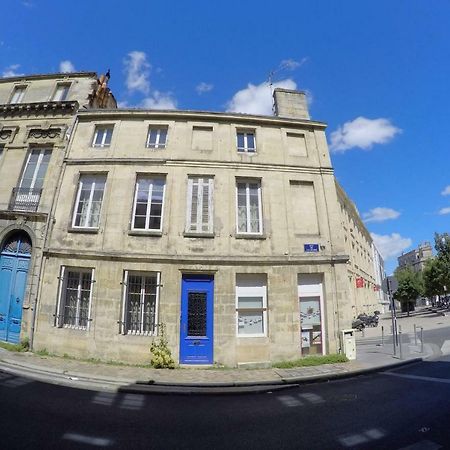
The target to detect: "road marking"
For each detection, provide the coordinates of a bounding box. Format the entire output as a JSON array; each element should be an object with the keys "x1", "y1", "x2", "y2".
[
  {"x1": 383, "y1": 372, "x2": 450, "y2": 384},
  {"x1": 338, "y1": 428, "x2": 385, "y2": 447},
  {"x1": 441, "y1": 339, "x2": 450, "y2": 354},
  {"x1": 63, "y1": 433, "x2": 113, "y2": 447},
  {"x1": 397, "y1": 439, "x2": 442, "y2": 449}
]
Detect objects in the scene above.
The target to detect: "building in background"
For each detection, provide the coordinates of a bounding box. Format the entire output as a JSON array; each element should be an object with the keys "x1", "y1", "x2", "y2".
[
  {"x1": 397, "y1": 242, "x2": 433, "y2": 273},
  {"x1": 336, "y1": 183, "x2": 385, "y2": 316},
  {"x1": 0, "y1": 72, "x2": 115, "y2": 345}
]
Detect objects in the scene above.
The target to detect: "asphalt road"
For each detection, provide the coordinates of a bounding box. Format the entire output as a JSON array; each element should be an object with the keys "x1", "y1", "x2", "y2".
[{"x1": 2, "y1": 357, "x2": 450, "y2": 449}]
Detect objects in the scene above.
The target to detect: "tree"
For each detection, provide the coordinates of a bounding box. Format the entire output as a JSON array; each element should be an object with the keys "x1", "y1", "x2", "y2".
[
  {"x1": 433, "y1": 233, "x2": 450, "y2": 294},
  {"x1": 393, "y1": 267, "x2": 423, "y2": 316}
]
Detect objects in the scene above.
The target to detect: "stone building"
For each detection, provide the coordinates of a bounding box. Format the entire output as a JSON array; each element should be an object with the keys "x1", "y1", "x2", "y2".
[
  {"x1": 336, "y1": 183, "x2": 385, "y2": 316},
  {"x1": 397, "y1": 242, "x2": 433, "y2": 273},
  {"x1": 0, "y1": 72, "x2": 115, "y2": 345},
  {"x1": 31, "y1": 88, "x2": 359, "y2": 367}
]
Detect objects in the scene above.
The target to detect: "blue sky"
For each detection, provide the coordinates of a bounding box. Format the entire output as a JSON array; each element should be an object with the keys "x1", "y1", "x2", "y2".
[{"x1": 2, "y1": 0, "x2": 449, "y2": 274}]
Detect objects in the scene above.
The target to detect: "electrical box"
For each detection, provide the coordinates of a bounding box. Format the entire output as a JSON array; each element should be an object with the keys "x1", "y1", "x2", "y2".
[{"x1": 340, "y1": 329, "x2": 356, "y2": 360}]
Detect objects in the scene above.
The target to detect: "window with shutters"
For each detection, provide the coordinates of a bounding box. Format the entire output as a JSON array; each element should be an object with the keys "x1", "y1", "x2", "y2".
[
  {"x1": 56, "y1": 267, "x2": 94, "y2": 330},
  {"x1": 121, "y1": 271, "x2": 160, "y2": 335},
  {"x1": 186, "y1": 176, "x2": 214, "y2": 234},
  {"x1": 131, "y1": 175, "x2": 165, "y2": 231}
]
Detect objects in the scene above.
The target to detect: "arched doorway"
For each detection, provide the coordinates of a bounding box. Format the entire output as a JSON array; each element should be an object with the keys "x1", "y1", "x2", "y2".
[{"x1": 0, "y1": 232, "x2": 32, "y2": 343}]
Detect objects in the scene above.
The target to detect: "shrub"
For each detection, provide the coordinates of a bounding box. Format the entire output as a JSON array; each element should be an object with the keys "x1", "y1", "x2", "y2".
[
  {"x1": 272, "y1": 354, "x2": 348, "y2": 369},
  {"x1": 150, "y1": 324, "x2": 175, "y2": 369}
]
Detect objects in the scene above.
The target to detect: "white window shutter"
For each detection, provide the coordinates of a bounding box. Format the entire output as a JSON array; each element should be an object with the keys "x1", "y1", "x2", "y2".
[{"x1": 55, "y1": 266, "x2": 65, "y2": 327}]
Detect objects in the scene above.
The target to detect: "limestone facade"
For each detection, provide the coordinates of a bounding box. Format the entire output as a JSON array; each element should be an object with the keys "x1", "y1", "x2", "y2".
[{"x1": 33, "y1": 89, "x2": 356, "y2": 366}]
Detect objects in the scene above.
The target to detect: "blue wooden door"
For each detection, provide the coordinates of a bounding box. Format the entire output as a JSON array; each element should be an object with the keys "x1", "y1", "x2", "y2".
[
  {"x1": 0, "y1": 234, "x2": 31, "y2": 344},
  {"x1": 179, "y1": 275, "x2": 214, "y2": 364}
]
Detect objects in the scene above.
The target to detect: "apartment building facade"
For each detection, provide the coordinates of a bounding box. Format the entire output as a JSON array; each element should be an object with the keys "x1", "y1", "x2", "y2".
[
  {"x1": 0, "y1": 72, "x2": 115, "y2": 345},
  {"x1": 31, "y1": 89, "x2": 357, "y2": 367}
]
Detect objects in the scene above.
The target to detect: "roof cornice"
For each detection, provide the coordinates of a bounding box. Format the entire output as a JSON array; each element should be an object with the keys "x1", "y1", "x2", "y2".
[
  {"x1": 0, "y1": 101, "x2": 79, "y2": 117},
  {"x1": 0, "y1": 72, "x2": 97, "y2": 84},
  {"x1": 77, "y1": 108, "x2": 327, "y2": 129}
]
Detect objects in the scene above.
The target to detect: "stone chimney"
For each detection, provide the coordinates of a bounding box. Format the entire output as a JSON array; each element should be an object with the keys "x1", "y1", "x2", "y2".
[{"x1": 273, "y1": 88, "x2": 310, "y2": 120}]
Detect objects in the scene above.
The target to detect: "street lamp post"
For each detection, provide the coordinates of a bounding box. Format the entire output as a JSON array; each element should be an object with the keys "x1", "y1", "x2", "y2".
[{"x1": 387, "y1": 277, "x2": 398, "y2": 355}]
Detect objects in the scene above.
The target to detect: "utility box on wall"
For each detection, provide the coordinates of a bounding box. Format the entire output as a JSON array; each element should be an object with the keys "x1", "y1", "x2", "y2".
[{"x1": 340, "y1": 329, "x2": 356, "y2": 360}]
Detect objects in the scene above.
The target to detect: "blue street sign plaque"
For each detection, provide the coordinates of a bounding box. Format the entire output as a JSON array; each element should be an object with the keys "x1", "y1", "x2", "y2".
[{"x1": 304, "y1": 243, "x2": 320, "y2": 252}]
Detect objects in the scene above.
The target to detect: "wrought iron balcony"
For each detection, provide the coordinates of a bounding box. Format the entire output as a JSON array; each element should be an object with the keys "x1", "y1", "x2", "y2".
[{"x1": 8, "y1": 187, "x2": 42, "y2": 212}]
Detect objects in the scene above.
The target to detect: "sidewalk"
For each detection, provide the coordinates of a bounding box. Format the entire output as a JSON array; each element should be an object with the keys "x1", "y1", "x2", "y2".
[{"x1": 0, "y1": 309, "x2": 446, "y2": 394}]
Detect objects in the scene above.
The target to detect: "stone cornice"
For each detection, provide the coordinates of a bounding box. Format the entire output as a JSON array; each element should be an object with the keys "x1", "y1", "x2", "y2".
[
  {"x1": 0, "y1": 72, "x2": 97, "y2": 84},
  {"x1": 43, "y1": 247, "x2": 349, "y2": 265},
  {"x1": 0, "y1": 101, "x2": 79, "y2": 118},
  {"x1": 63, "y1": 157, "x2": 335, "y2": 175},
  {"x1": 77, "y1": 108, "x2": 328, "y2": 130}
]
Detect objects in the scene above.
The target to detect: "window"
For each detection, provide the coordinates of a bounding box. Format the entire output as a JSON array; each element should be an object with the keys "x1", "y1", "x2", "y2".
[
  {"x1": 10, "y1": 86, "x2": 26, "y2": 104},
  {"x1": 236, "y1": 180, "x2": 262, "y2": 234},
  {"x1": 92, "y1": 125, "x2": 113, "y2": 147},
  {"x1": 146, "y1": 127, "x2": 168, "y2": 149},
  {"x1": 0, "y1": 145, "x2": 4, "y2": 160},
  {"x1": 56, "y1": 267, "x2": 94, "y2": 329},
  {"x1": 237, "y1": 130, "x2": 256, "y2": 153},
  {"x1": 121, "y1": 271, "x2": 160, "y2": 335},
  {"x1": 132, "y1": 176, "x2": 165, "y2": 231},
  {"x1": 72, "y1": 175, "x2": 106, "y2": 228},
  {"x1": 236, "y1": 274, "x2": 267, "y2": 337},
  {"x1": 186, "y1": 177, "x2": 213, "y2": 233},
  {"x1": 52, "y1": 83, "x2": 71, "y2": 101},
  {"x1": 12, "y1": 148, "x2": 51, "y2": 211}
]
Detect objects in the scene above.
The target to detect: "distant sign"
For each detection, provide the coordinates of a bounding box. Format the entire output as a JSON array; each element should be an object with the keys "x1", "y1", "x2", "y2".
[
  {"x1": 356, "y1": 277, "x2": 364, "y2": 288},
  {"x1": 304, "y1": 244, "x2": 319, "y2": 253}
]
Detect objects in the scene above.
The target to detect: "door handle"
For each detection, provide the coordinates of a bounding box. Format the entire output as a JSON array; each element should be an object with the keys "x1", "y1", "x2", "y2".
[{"x1": 16, "y1": 297, "x2": 20, "y2": 303}]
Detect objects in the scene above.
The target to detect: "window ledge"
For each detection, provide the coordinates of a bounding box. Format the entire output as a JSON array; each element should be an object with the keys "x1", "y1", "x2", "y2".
[
  {"x1": 183, "y1": 232, "x2": 215, "y2": 238},
  {"x1": 68, "y1": 227, "x2": 99, "y2": 234},
  {"x1": 235, "y1": 233, "x2": 266, "y2": 240},
  {"x1": 128, "y1": 230, "x2": 163, "y2": 237}
]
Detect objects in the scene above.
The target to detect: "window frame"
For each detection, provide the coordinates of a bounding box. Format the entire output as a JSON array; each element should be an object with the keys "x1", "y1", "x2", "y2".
[
  {"x1": 235, "y1": 274, "x2": 268, "y2": 338},
  {"x1": 10, "y1": 85, "x2": 27, "y2": 104},
  {"x1": 235, "y1": 179, "x2": 263, "y2": 235},
  {"x1": 146, "y1": 126, "x2": 168, "y2": 149},
  {"x1": 52, "y1": 82, "x2": 71, "y2": 102},
  {"x1": 185, "y1": 176, "x2": 214, "y2": 234},
  {"x1": 92, "y1": 125, "x2": 114, "y2": 148},
  {"x1": 18, "y1": 148, "x2": 52, "y2": 191},
  {"x1": 236, "y1": 129, "x2": 256, "y2": 153},
  {"x1": 71, "y1": 174, "x2": 107, "y2": 229},
  {"x1": 120, "y1": 270, "x2": 160, "y2": 336},
  {"x1": 131, "y1": 174, "x2": 166, "y2": 232},
  {"x1": 55, "y1": 266, "x2": 94, "y2": 330}
]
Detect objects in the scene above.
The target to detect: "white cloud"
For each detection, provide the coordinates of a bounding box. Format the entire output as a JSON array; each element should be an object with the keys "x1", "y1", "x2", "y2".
[
  {"x1": 141, "y1": 91, "x2": 177, "y2": 110},
  {"x1": 280, "y1": 57, "x2": 308, "y2": 71},
  {"x1": 330, "y1": 117, "x2": 401, "y2": 153},
  {"x1": 441, "y1": 185, "x2": 450, "y2": 196},
  {"x1": 226, "y1": 79, "x2": 297, "y2": 115},
  {"x1": 2, "y1": 64, "x2": 23, "y2": 77},
  {"x1": 362, "y1": 207, "x2": 400, "y2": 223},
  {"x1": 439, "y1": 207, "x2": 450, "y2": 215},
  {"x1": 371, "y1": 233, "x2": 412, "y2": 260},
  {"x1": 196, "y1": 82, "x2": 214, "y2": 94},
  {"x1": 59, "y1": 60, "x2": 75, "y2": 73},
  {"x1": 123, "y1": 51, "x2": 150, "y2": 94}
]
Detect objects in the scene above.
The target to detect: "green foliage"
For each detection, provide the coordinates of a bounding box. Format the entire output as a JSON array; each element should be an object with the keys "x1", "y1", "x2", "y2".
[
  {"x1": 150, "y1": 324, "x2": 175, "y2": 369},
  {"x1": 0, "y1": 339, "x2": 29, "y2": 353},
  {"x1": 272, "y1": 354, "x2": 348, "y2": 368},
  {"x1": 35, "y1": 348, "x2": 50, "y2": 356},
  {"x1": 422, "y1": 233, "x2": 450, "y2": 298},
  {"x1": 393, "y1": 267, "x2": 423, "y2": 308}
]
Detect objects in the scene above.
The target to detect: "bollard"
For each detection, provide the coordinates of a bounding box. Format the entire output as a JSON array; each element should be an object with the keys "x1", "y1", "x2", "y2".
[
  {"x1": 399, "y1": 325, "x2": 403, "y2": 359},
  {"x1": 420, "y1": 327, "x2": 424, "y2": 354},
  {"x1": 381, "y1": 325, "x2": 384, "y2": 346},
  {"x1": 414, "y1": 324, "x2": 417, "y2": 345}
]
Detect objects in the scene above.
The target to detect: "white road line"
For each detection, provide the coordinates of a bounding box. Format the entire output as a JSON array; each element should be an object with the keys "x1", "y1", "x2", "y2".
[
  {"x1": 397, "y1": 439, "x2": 442, "y2": 450},
  {"x1": 383, "y1": 372, "x2": 450, "y2": 384}
]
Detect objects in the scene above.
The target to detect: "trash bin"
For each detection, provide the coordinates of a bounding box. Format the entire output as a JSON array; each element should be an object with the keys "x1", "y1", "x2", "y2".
[{"x1": 340, "y1": 329, "x2": 356, "y2": 360}]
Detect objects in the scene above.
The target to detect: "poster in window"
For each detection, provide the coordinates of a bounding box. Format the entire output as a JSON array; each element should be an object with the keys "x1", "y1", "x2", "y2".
[
  {"x1": 301, "y1": 331, "x2": 310, "y2": 348},
  {"x1": 312, "y1": 331, "x2": 322, "y2": 345},
  {"x1": 300, "y1": 298, "x2": 321, "y2": 327}
]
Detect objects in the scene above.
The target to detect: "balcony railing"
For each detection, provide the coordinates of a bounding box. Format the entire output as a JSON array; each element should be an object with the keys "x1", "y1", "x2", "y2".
[{"x1": 8, "y1": 187, "x2": 42, "y2": 212}]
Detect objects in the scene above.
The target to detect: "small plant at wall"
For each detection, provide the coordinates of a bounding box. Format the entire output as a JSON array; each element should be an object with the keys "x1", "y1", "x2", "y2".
[{"x1": 150, "y1": 323, "x2": 175, "y2": 369}]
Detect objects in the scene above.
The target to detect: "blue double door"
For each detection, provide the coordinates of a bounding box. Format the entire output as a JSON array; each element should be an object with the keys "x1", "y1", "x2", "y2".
[
  {"x1": 179, "y1": 275, "x2": 214, "y2": 364},
  {"x1": 0, "y1": 253, "x2": 30, "y2": 343}
]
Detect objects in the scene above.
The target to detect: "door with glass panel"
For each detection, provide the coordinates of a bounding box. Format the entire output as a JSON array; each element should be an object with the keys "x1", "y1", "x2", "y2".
[
  {"x1": 179, "y1": 275, "x2": 214, "y2": 364},
  {"x1": 14, "y1": 149, "x2": 51, "y2": 211}
]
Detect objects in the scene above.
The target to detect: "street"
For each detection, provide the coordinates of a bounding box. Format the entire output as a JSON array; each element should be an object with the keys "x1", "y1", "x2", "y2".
[{"x1": 2, "y1": 356, "x2": 450, "y2": 449}]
